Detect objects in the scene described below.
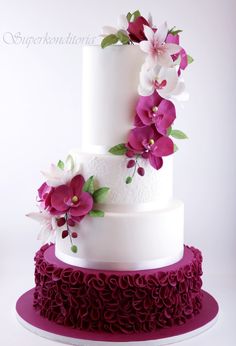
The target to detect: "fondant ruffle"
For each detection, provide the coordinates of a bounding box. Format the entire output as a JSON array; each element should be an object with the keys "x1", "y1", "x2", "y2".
[{"x1": 33, "y1": 244, "x2": 203, "y2": 334}]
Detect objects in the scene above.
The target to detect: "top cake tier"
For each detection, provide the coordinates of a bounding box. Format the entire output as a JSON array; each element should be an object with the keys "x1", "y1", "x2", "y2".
[{"x1": 81, "y1": 45, "x2": 145, "y2": 152}]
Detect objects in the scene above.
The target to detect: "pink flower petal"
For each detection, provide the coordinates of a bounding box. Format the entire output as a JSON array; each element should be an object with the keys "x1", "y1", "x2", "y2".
[
  {"x1": 127, "y1": 126, "x2": 155, "y2": 152},
  {"x1": 180, "y1": 49, "x2": 188, "y2": 70},
  {"x1": 134, "y1": 114, "x2": 145, "y2": 127},
  {"x1": 156, "y1": 52, "x2": 173, "y2": 68},
  {"x1": 51, "y1": 185, "x2": 71, "y2": 212},
  {"x1": 70, "y1": 215, "x2": 85, "y2": 224},
  {"x1": 38, "y1": 182, "x2": 51, "y2": 200},
  {"x1": 70, "y1": 175, "x2": 85, "y2": 198},
  {"x1": 69, "y1": 192, "x2": 93, "y2": 217},
  {"x1": 139, "y1": 40, "x2": 151, "y2": 54},
  {"x1": 154, "y1": 22, "x2": 168, "y2": 45},
  {"x1": 165, "y1": 33, "x2": 179, "y2": 45},
  {"x1": 136, "y1": 91, "x2": 163, "y2": 126},
  {"x1": 149, "y1": 154, "x2": 163, "y2": 170},
  {"x1": 165, "y1": 43, "x2": 181, "y2": 55},
  {"x1": 155, "y1": 99, "x2": 176, "y2": 135},
  {"x1": 143, "y1": 25, "x2": 154, "y2": 41},
  {"x1": 152, "y1": 136, "x2": 174, "y2": 157}
]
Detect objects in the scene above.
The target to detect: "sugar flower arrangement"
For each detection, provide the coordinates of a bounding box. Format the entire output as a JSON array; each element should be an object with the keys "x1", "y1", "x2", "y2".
[
  {"x1": 27, "y1": 155, "x2": 109, "y2": 253},
  {"x1": 101, "y1": 10, "x2": 193, "y2": 183}
]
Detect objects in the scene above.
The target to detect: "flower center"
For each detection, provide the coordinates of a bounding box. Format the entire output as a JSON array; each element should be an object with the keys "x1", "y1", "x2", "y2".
[
  {"x1": 71, "y1": 195, "x2": 79, "y2": 204},
  {"x1": 153, "y1": 78, "x2": 167, "y2": 90},
  {"x1": 152, "y1": 106, "x2": 158, "y2": 113},
  {"x1": 149, "y1": 139, "x2": 155, "y2": 146}
]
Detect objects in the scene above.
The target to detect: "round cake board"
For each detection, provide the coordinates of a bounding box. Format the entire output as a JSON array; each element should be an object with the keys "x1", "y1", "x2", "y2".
[{"x1": 16, "y1": 289, "x2": 218, "y2": 345}]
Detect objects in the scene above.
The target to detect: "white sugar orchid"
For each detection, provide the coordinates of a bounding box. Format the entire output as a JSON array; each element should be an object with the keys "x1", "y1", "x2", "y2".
[
  {"x1": 26, "y1": 210, "x2": 56, "y2": 244},
  {"x1": 140, "y1": 23, "x2": 181, "y2": 68},
  {"x1": 138, "y1": 63, "x2": 188, "y2": 101},
  {"x1": 41, "y1": 154, "x2": 79, "y2": 187},
  {"x1": 101, "y1": 14, "x2": 128, "y2": 37}
]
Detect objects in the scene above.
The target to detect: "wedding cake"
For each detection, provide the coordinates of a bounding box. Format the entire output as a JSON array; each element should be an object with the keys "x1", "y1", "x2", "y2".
[{"x1": 16, "y1": 10, "x2": 218, "y2": 345}]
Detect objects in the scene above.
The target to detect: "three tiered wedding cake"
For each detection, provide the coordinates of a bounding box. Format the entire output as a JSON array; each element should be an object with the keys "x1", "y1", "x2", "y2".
[{"x1": 16, "y1": 10, "x2": 218, "y2": 345}]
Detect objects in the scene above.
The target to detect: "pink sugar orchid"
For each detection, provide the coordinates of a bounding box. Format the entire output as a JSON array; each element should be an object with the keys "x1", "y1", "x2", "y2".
[
  {"x1": 138, "y1": 63, "x2": 187, "y2": 101},
  {"x1": 38, "y1": 182, "x2": 57, "y2": 214},
  {"x1": 135, "y1": 91, "x2": 176, "y2": 136},
  {"x1": 127, "y1": 125, "x2": 174, "y2": 170},
  {"x1": 50, "y1": 175, "x2": 93, "y2": 218},
  {"x1": 140, "y1": 23, "x2": 181, "y2": 68}
]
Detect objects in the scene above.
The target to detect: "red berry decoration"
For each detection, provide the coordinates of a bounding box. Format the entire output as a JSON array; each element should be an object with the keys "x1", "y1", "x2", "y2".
[
  {"x1": 142, "y1": 152, "x2": 149, "y2": 159},
  {"x1": 62, "y1": 230, "x2": 68, "y2": 239},
  {"x1": 71, "y1": 232, "x2": 78, "y2": 238},
  {"x1": 57, "y1": 217, "x2": 66, "y2": 227},
  {"x1": 127, "y1": 159, "x2": 135, "y2": 168},
  {"x1": 67, "y1": 218, "x2": 75, "y2": 227},
  {"x1": 137, "y1": 167, "x2": 145, "y2": 176},
  {"x1": 126, "y1": 150, "x2": 134, "y2": 158}
]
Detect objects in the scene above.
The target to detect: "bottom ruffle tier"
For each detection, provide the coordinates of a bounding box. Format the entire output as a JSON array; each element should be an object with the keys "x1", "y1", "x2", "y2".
[{"x1": 33, "y1": 244, "x2": 203, "y2": 334}]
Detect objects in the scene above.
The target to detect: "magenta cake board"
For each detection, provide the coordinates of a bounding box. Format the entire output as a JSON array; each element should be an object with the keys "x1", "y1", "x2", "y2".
[{"x1": 16, "y1": 288, "x2": 218, "y2": 345}]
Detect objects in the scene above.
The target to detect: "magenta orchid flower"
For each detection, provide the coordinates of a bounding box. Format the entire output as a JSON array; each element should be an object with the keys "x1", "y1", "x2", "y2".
[
  {"x1": 50, "y1": 175, "x2": 93, "y2": 219},
  {"x1": 140, "y1": 23, "x2": 181, "y2": 68},
  {"x1": 135, "y1": 91, "x2": 176, "y2": 135},
  {"x1": 38, "y1": 182, "x2": 57, "y2": 214},
  {"x1": 127, "y1": 125, "x2": 174, "y2": 170}
]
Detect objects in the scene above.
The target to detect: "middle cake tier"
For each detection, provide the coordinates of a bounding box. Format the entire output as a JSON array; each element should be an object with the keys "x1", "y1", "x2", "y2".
[
  {"x1": 70, "y1": 151, "x2": 173, "y2": 212},
  {"x1": 55, "y1": 200, "x2": 184, "y2": 271}
]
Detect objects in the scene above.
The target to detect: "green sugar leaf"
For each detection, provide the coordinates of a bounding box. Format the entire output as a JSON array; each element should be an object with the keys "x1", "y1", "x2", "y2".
[
  {"x1": 101, "y1": 34, "x2": 118, "y2": 49},
  {"x1": 117, "y1": 30, "x2": 130, "y2": 44},
  {"x1": 126, "y1": 176, "x2": 132, "y2": 184},
  {"x1": 126, "y1": 12, "x2": 132, "y2": 22},
  {"x1": 167, "y1": 126, "x2": 172, "y2": 136},
  {"x1": 93, "y1": 187, "x2": 110, "y2": 203},
  {"x1": 57, "y1": 160, "x2": 64, "y2": 170},
  {"x1": 109, "y1": 143, "x2": 127, "y2": 155},
  {"x1": 131, "y1": 10, "x2": 141, "y2": 21},
  {"x1": 171, "y1": 29, "x2": 183, "y2": 36},
  {"x1": 71, "y1": 245, "x2": 78, "y2": 253},
  {"x1": 83, "y1": 176, "x2": 95, "y2": 194},
  {"x1": 170, "y1": 129, "x2": 188, "y2": 139},
  {"x1": 89, "y1": 210, "x2": 105, "y2": 217},
  {"x1": 187, "y1": 55, "x2": 194, "y2": 64},
  {"x1": 174, "y1": 143, "x2": 179, "y2": 152}
]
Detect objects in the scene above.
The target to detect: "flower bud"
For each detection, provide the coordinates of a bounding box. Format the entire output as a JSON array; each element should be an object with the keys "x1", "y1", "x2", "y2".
[
  {"x1": 137, "y1": 167, "x2": 145, "y2": 176},
  {"x1": 127, "y1": 159, "x2": 135, "y2": 168},
  {"x1": 126, "y1": 150, "x2": 135, "y2": 158},
  {"x1": 62, "y1": 230, "x2": 68, "y2": 239},
  {"x1": 57, "y1": 217, "x2": 66, "y2": 227},
  {"x1": 67, "y1": 218, "x2": 75, "y2": 227},
  {"x1": 126, "y1": 176, "x2": 132, "y2": 184}
]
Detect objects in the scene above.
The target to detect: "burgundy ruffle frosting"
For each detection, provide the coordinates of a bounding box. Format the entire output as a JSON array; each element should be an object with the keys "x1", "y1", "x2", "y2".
[{"x1": 33, "y1": 244, "x2": 203, "y2": 334}]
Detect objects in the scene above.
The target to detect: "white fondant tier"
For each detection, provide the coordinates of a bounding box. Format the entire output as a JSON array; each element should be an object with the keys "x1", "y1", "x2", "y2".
[
  {"x1": 81, "y1": 45, "x2": 145, "y2": 152},
  {"x1": 71, "y1": 151, "x2": 173, "y2": 212},
  {"x1": 55, "y1": 200, "x2": 184, "y2": 270}
]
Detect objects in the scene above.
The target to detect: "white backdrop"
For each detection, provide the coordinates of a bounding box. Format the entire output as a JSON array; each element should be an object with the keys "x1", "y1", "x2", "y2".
[{"x1": 0, "y1": 0, "x2": 235, "y2": 345}]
